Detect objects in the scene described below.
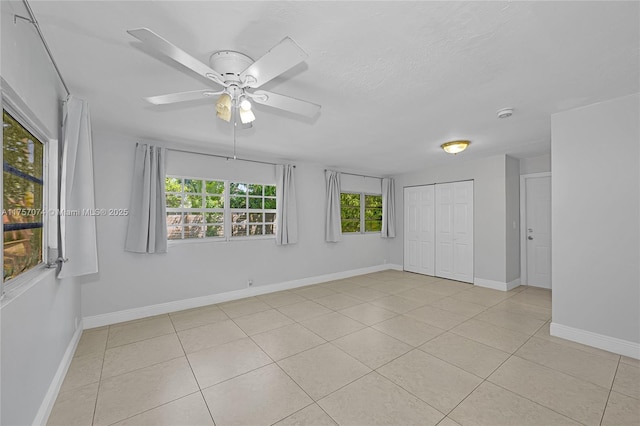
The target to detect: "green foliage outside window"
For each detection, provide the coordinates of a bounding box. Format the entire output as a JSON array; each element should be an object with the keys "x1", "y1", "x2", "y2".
[
  {"x1": 3, "y1": 110, "x2": 44, "y2": 282},
  {"x1": 165, "y1": 178, "x2": 226, "y2": 239},
  {"x1": 365, "y1": 194, "x2": 383, "y2": 232},
  {"x1": 340, "y1": 192, "x2": 383, "y2": 233},
  {"x1": 165, "y1": 177, "x2": 276, "y2": 240},
  {"x1": 230, "y1": 182, "x2": 276, "y2": 237},
  {"x1": 341, "y1": 193, "x2": 360, "y2": 233}
]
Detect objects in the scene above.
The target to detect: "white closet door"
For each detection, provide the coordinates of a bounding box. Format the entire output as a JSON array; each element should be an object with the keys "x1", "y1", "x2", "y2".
[
  {"x1": 452, "y1": 181, "x2": 474, "y2": 282},
  {"x1": 435, "y1": 184, "x2": 455, "y2": 279},
  {"x1": 403, "y1": 185, "x2": 435, "y2": 275},
  {"x1": 436, "y1": 181, "x2": 474, "y2": 283}
]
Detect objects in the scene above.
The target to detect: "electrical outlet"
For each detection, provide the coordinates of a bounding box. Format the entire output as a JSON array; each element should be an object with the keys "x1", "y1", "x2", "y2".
[{"x1": 247, "y1": 279, "x2": 253, "y2": 287}]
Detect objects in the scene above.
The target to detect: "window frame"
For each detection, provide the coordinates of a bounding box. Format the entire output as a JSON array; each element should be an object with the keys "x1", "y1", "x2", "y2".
[
  {"x1": 340, "y1": 191, "x2": 383, "y2": 235},
  {"x1": 2, "y1": 95, "x2": 51, "y2": 296},
  {"x1": 166, "y1": 175, "x2": 277, "y2": 244},
  {"x1": 165, "y1": 177, "x2": 226, "y2": 241}
]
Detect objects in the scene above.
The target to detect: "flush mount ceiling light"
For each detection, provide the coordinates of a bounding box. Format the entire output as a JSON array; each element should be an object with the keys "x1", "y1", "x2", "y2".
[{"x1": 441, "y1": 140, "x2": 470, "y2": 155}]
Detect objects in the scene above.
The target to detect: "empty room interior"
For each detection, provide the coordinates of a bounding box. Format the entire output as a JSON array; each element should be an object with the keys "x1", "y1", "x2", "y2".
[{"x1": 1, "y1": 1, "x2": 639, "y2": 425}]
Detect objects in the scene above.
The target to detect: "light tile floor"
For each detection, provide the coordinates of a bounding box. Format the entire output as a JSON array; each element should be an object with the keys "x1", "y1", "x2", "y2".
[{"x1": 48, "y1": 271, "x2": 640, "y2": 426}]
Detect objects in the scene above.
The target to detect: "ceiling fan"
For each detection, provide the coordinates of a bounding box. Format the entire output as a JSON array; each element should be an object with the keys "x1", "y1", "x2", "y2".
[{"x1": 127, "y1": 28, "x2": 321, "y2": 127}]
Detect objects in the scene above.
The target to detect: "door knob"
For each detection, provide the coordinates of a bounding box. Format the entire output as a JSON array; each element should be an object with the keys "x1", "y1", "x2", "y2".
[{"x1": 528, "y1": 236, "x2": 534, "y2": 240}]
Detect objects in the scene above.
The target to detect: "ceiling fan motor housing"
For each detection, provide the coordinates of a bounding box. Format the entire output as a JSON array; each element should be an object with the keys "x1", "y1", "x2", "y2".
[{"x1": 209, "y1": 51, "x2": 254, "y2": 84}]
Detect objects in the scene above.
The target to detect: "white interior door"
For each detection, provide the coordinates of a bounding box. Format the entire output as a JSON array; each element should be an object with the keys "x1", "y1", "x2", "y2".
[
  {"x1": 524, "y1": 175, "x2": 552, "y2": 288},
  {"x1": 403, "y1": 185, "x2": 435, "y2": 275},
  {"x1": 436, "y1": 181, "x2": 474, "y2": 283}
]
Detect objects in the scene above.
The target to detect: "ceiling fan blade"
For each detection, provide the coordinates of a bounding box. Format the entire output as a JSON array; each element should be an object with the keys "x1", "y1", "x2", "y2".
[
  {"x1": 251, "y1": 90, "x2": 321, "y2": 117},
  {"x1": 128, "y1": 28, "x2": 225, "y2": 87},
  {"x1": 144, "y1": 90, "x2": 224, "y2": 105},
  {"x1": 240, "y1": 37, "x2": 308, "y2": 88}
]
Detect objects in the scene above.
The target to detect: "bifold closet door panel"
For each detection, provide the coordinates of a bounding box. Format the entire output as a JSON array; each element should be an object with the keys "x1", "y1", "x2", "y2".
[
  {"x1": 435, "y1": 181, "x2": 474, "y2": 283},
  {"x1": 452, "y1": 181, "x2": 474, "y2": 283},
  {"x1": 435, "y1": 184, "x2": 455, "y2": 280},
  {"x1": 403, "y1": 185, "x2": 435, "y2": 275}
]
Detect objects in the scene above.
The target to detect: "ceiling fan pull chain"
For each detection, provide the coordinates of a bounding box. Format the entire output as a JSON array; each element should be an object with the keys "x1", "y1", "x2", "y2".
[{"x1": 233, "y1": 98, "x2": 237, "y2": 160}]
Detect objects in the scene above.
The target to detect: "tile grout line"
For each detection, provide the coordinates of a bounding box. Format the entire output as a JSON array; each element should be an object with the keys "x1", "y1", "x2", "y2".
[
  {"x1": 478, "y1": 320, "x2": 599, "y2": 425},
  {"x1": 56, "y1": 274, "x2": 628, "y2": 426},
  {"x1": 168, "y1": 314, "x2": 218, "y2": 425},
  {"x1": 241, "y1": 317, "x2": 339, "y2": 425},
  {"x1": 442, "y1": 320, "x2": 563, "y2": 423},
  {"x1": 101, "y1": 390, "x2": 204, "y2": 426},
  {"x1": 90, "y1": 326, "x2": 109, "y2": 426},
  {"x1": 96, "y1": 316, "x2": 214, "y2": 426},
  {"x1": 599, "y1": 355, "x2": 622, "y2": 426}
]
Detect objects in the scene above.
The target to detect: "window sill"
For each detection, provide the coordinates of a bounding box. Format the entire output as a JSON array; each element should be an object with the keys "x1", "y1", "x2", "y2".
[
  {"x1": 1, "y1": 264, "x2": 56, "y2": 309},
  {"x1": 168, "y1": 235, "x2": 275, "y2": 246}
]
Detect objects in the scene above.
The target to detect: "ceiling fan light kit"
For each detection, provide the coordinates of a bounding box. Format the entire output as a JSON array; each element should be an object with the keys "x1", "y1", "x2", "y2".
[
  {"x1": 441, "y1": 140, "x2": 471, "y2": 155},
  {"x1": 127, "y1": 28, "x2": 321, "y2": 130}
]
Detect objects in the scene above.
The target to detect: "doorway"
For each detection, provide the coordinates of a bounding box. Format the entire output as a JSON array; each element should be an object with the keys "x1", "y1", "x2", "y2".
[{"x1": 520, "y1": 173, "x2": 552, "y2": 288}]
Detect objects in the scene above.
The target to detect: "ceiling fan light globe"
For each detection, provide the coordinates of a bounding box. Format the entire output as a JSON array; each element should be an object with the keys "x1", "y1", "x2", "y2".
[
  {"x1": 239, "y1": 98, "x2": 252, "y2": 110},
  {"x1": 217, "y1": 109, "x2": 231, "y2": 122},
  {"x1": 215, "y1": 93, "x2": 232, "y2": 122},
  {"x1": 239, "y1": 108, "x2": 256, "y2": 124}
]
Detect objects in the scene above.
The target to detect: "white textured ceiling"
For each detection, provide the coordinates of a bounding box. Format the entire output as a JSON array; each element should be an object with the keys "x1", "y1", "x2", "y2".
[{"x1": 28, "y1": 1, "x2": 640, "y2": 175}]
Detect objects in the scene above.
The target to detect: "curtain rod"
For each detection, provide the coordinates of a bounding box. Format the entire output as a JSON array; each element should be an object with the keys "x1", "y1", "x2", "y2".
[
  {"x1": 15, "y1": 0, "x2": 71, "y2": 97},
  {"x1": 167, "y1": 147, "x2": 294, "y2": 168},
  {"x1": 326, "y1": 169, "x2": 383, "y2": 180}
]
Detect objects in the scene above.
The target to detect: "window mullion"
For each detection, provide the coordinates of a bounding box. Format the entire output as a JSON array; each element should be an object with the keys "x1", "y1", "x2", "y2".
[
  {"x1": 224, "y1": 180, "x2": 230, "y2": 241},
  {"x1": 360, "y1": 193, "x2": 365, "y2": 233},
  {"x1": 181, "y1": 184, "x2": 185, "y2": 239}
]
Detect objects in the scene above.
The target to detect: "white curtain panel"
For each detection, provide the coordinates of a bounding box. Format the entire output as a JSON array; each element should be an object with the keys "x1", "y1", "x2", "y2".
[
  {"x1": 124, "y1": 144, "x2": 167, "y2": 253},
  {"x1": 325, "y1": 170, "x2": 342, "y2": 242},
  {"x1": 275, "y1": 164, "x2": 298, "y2": 245},
  {"x1": 381, "y1": 177, "x2": 396, "y2": 238},
  {"x1": 58, "y1": 96, "x2": 99, "y2": 278}
]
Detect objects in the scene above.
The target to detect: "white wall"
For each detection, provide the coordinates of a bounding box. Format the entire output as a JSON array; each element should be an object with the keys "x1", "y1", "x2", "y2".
[
  {"x1": 1, "y1": 1, "x2": 77, "y2": 425},
  {"x1": 390, "y1": 155, "x2": 512, "y2": 285},
  {"x1": 520, "y1": 153, "x2": 551, "y2": 175},
  {"x1": 80, "y1": 132, "x2": 393, "y2": 318},
  {"x1": 505, "y1": 155, "x2": 520, "y2": 283},
  {"x1": 551, "y1": 93, "x2": 639, "y2": 347}
]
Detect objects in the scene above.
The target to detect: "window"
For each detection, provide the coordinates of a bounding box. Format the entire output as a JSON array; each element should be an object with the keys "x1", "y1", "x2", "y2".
[
  {"x1": 229, "y1": 183, "x2": 277, "y2": 237},
  {"x1": 341, "y1": 192, "x2": 382, "y2": 233},
  {"x1": 165, "y1": 177, "x2": 276, "y2": 241},
  {"x1": 165, "y1": 177, "x2": 225, "y2": 240},
  {"x1": 364, "y1": 194, "x2": 383, "y2": 232},
  {"x1": 3, "y1": 110, "x2": 45, "y2": 282},
  {"x1": 340, "y1": 192, "x2": 360, "y2": 233}
]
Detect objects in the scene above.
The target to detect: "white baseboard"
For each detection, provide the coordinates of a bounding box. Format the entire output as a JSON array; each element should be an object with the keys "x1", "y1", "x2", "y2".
[
  {"x1": 474, "y1": 277, "x2": 521, "y2": 291},
  {"x1": 506, "y1": 278, "x2": 521, "y2": 290},
  {"x1": 84, "y1": 264, "x2": 402, "y2": 329},
  {"x1": 384, "y1": 263, "x2": 403, "y2": 271},
  {"x1": 33, "y1": 320, "x2": 84, "y2": 426},
  {"x1": 550, "y1": 322, "x2": 640, "y2": 360}
]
